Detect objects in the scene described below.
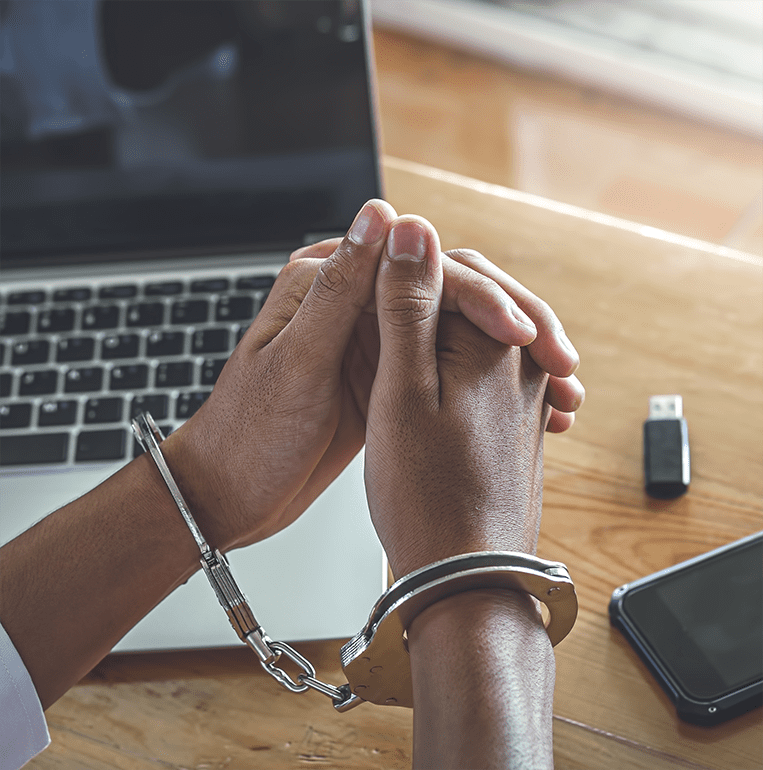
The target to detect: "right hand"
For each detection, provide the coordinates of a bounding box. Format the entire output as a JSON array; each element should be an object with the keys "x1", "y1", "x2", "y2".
[
  {"x1": 364, "y1": 217, "x2": 550, "y2": 578},
  {"x1": 291, "y1": 241, "x2": 582, "y2": 435}
]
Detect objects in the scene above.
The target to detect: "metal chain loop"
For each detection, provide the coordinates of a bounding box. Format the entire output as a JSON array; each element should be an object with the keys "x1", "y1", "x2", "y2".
[
  {"x1": 259, "y1": 641, "x2": 361, "y2": 710},
  {"x1": 261, "y1": 641, "x2": 314, "y2": 693}
]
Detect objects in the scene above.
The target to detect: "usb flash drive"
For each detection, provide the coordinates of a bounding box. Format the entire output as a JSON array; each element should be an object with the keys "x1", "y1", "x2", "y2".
[{"x1": 644, "y1": 395, "x2": 690, "y2": 499}]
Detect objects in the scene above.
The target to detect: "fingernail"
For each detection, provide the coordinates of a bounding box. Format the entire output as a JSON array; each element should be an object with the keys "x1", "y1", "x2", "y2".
[
  {"x1": 349, "y1": 201, "x2": 385, "y2": 245},
  {"x1": 510, "y1": 302, "x2": 536, "y2": 333},
  {"x1": 388, "y1": 221, "x2": 427, "y2": 261}
]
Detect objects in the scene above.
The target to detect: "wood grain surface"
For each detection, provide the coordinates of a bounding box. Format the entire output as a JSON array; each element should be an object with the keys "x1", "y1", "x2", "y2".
[
  {"x1": 31, "y1": 158, "x2": 762, "y2": 769},
  {"x1": 372, "y1": 27, "x2": 763, "y2": 256}
]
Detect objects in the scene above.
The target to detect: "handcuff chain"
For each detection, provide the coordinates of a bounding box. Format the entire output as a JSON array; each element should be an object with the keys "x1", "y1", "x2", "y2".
[
  {"x1": 130, "y1": 412, "x2": 360, "y2": 712},
  {"x1": 131, "y1": 412, "x2": 578, "y2": 713}
]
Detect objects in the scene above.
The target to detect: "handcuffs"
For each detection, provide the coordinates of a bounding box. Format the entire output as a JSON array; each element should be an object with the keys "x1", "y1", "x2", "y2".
[{"x1": 132, "y1": 412, "x2": 578, "y2": 712}]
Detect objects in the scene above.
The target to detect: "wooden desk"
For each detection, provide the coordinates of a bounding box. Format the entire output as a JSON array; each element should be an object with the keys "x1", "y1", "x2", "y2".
[{"x1": 32, "y1": 158, "x2": 762, "y2": 770}]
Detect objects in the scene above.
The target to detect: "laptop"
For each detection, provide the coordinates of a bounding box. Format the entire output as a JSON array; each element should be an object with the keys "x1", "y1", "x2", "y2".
[{"x1": 0, "y1": 0, "x2": 387, "y2": 652}]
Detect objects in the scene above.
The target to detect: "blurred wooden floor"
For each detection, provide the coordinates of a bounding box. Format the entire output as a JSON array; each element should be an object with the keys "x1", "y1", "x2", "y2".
[{"x1": 373, "y1": 27, "x2": 763, "y2": 256}]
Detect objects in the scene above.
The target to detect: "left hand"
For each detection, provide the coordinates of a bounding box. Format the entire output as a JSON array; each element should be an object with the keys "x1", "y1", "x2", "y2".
[{"x1": 161, "y1": 200, "x2": 396, "y2": 551}]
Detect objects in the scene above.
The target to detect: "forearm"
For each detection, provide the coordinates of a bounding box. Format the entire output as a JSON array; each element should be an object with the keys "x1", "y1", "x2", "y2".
[
  {"x1": 408, "y1": 589, "x2": 555, "y2": 770},
  {"x1": 0, "y1": 452, "x2": 201, "y2": 710}
]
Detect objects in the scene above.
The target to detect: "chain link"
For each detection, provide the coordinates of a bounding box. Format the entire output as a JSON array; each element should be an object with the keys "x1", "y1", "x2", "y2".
[{"x1": 258, "y1": 640, "x2": 361, "y2": 709}]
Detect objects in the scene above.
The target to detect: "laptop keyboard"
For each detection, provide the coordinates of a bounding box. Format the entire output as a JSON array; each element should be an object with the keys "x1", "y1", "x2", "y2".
[{"x1": 0, "y1": 270, "x2": 277, "y2": 468}]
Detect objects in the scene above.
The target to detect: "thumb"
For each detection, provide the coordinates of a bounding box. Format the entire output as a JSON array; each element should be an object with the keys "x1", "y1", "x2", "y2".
[
  {"x1": 282, "y1": 199, "x2": 396, "y2": 367},
  {"x1": 375, "y1": 216, "x2": 443, "y2": 398}
]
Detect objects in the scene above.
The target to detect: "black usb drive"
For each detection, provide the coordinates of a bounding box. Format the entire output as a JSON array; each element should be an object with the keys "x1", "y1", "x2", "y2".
[{"x1": 643, "y1": 395, "x2": 690, "y2": 498}]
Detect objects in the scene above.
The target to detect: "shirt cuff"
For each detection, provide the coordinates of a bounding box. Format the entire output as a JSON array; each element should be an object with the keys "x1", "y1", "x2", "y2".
[{"x1": 0, "y1": 620, "x2": 50, "y2": 769}]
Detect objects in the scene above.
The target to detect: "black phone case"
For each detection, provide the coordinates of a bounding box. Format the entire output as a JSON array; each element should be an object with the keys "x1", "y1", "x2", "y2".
[{"x1": 609, "y1": 533, "x2": 763, "y2": 726}]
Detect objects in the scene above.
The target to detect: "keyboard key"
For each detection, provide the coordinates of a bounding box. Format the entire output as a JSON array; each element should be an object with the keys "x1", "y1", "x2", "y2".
[
  {"x1": 99, "y1": 284, "x2": 137, "y2": 299},
  {"x1": 8, "y1": 290, "x2": 46, "y2": 304},
  {"x1": 146, "y1": 330, "x2": 184, "y2": 357},
  {"x1": 0, "y1": 403, "x2": 32, "y2": 429},
  {"x1": 85, "y1": 397, "x2": 123, "y2": 423},
  {"x1": 53, "y1": 287, "x2": 91, "y2": 303},
  {"x1": 65, "y1": 366, "x2": 104, "y2": 393},
  {"x1": 145, "y1": 281, "x2": 183, "y2": 296},
  {"x1": 156, "y1": 360, "x2": 193, "y2": 387},
  {"x1": 101, "y1": 334, "x2": 140, "y2": 360},
  {"x1": 236, "y1": 275, "x2": 276, "y2": 291},
  {"x1": 201, "y1": 358, "x2": 227, "y2": 386},
  {"x1": 176, "y1": 391, "x2": 211, "y2": 419},
  {"x1": 110, "y1": 364, "x2": 148, "y2": 390},
  {"x1": 57, "y1": 337, "x2": 96, "y2": 362},
  {"x1": 37, "y1": 307, "x2": 76, "y2": 333},
  {"x1": 0, "y1": 311, "x2": 31, "y2": 335},
  {"x1": 38, "y1": 399, "x2": 78, "y2": 427},
  {"x1": 11, "y1": 340, "x2": 50, "y2": 365},
  {"x1": 82, "y1": 305, "x2": 120, "y2": 330},
  {"x1": 192, "y1": 328, "x2": 228, "y2": 354},
  {"x1": 191, "y1": 278, "x2": 229, "y2": 293},
  {"x1": 0, "y1": 372, "x2": 12, "y2": 397},
  {"x1": 19, "y1": 369, "x2": 58, "y2": 396},
  {"x1": 215, "y1": 296, "x2": 254, "y2": 322},
  {"x1": 126, "y1": 302, "x2": 164, "y2": 327},
  {"x1": 75, "y1": 429, "x2": 126, "y2": 462},
  {"x1": 131, "y1": 394, "x2": 169, "y2": 420},
  {"x1": 236, "y1": 325, "x2": 249, "y2": 343},
  {"x1": 0, "y1": 433, "x2": 69, "y2": 466},
  {"x1": 0, "y1": 342, "x2": 4, "y2": 365},
  {"x1": 171, "y1": 300, "x2": 208, "y2": 324}
]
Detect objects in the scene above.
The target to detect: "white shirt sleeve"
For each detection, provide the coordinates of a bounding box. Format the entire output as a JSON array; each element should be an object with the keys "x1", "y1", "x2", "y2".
[{"x1": 0, "y1": 620, "x2": 50, "y2": 769}]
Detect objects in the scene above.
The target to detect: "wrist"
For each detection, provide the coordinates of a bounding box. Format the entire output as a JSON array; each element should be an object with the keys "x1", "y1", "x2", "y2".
[
  {"x1": 159, "y1": 422, "x2": 243, "y2": 552},
  {"x1": 408, "y1": 587, "x2": 553, "y2": 659},
  {"x1": 129, "y1": 451, "x2": 205, "y2": 576},
  {"x1": 407, "y1": 588, "x2": 555, "y2": 770}
]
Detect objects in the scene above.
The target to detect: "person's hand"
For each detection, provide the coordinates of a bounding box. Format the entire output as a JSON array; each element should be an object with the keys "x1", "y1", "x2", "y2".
[
  {"x1": 279, "y1": 207, "x2": 584, "y2": 529},
  {"x1": 364, "y1": 217, "x2": 549, "y2": 577},
  {"x1": 443, "y1": 248, "x2": 582, "y2": 433},
  {"x1": 291, "y1": 237, "x2": 583, "y2": 434},
  {"x1": 161, "y1": 199, "x2": 400, "y2": 551}
]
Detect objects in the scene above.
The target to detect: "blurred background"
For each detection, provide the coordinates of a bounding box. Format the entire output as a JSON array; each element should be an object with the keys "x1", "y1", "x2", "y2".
[{"x1": 370, "y1": 0, "x2": 763, "y2": 255}]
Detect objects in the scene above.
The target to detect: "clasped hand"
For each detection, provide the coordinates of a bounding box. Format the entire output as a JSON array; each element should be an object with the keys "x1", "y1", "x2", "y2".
[{"x1": 162, "y1": 200, "x2": 584, "y2": 574}]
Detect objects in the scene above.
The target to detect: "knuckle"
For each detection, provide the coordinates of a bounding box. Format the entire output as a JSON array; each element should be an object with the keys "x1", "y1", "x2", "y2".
[
  {"x1": 445, "y1": 247, "x2": 488, "y2": 266},
  {"x1": 277, "y1": 261, "x2": 313, "y2": 296},
  {"x1": 312, "y1": 258, "x2": 352, "y2": 301},
  {"x1": 528, "y1": 294, "x2": 559, "y2": 332},
  {"x1": 277, "y1": 258, "x2": 315, "y2": 286},
  {"x1": 379, "y1": 283, "x2": 437, "y2": 325}
]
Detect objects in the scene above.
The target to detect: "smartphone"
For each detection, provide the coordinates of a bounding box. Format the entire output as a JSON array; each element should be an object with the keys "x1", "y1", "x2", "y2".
[{"x1": 609, "y1": 531, "x2": 763, "y2": 725}]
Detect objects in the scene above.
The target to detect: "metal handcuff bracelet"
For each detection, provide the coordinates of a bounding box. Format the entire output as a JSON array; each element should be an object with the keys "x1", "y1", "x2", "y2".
[{"x1": 132, "y1": 412, "x2": 578, "y2": 712}]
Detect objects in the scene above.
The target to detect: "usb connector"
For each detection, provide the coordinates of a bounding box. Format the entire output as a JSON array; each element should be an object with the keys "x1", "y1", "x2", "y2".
[
  {"x1": 648, "y1": 395, "x2": 683, "y2": 420},
  {"x1": 644, "y1": 395, "x2": 690, "y2": 498}
]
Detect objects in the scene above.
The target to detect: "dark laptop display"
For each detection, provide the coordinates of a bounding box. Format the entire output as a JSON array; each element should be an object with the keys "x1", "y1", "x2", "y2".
[{"x1": 1, "y1": 0, "x2": 380, "y2": 267}]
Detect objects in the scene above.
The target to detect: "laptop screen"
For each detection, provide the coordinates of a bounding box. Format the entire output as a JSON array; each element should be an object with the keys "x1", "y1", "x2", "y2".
[{"x1": 0, "y1": 0, "x2": 380, "y2": 268}]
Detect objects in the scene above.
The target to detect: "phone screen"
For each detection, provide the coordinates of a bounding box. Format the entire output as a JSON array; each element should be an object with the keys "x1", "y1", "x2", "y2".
[{"x1": 620, "y1": 538, "x2": 763, "y2": 701}]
